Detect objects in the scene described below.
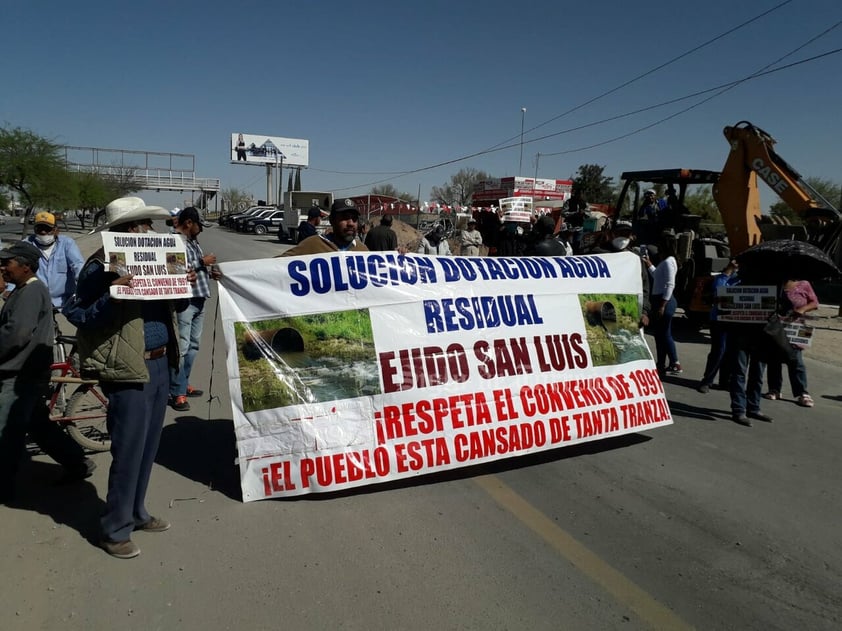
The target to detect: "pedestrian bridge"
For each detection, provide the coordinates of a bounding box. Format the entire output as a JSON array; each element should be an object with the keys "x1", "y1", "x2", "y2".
[{"x1": 62, "y1": 145, "x2": 221, "y2": 209}]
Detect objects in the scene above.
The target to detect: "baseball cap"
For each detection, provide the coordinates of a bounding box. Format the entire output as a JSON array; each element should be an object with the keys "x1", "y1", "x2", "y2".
[
  {"x1": 177, "y1": 206, "x2": 212, "y2": 228},
  {"x1": 34, "y1": 211, "x2": 56, "y2": 227},
  {"x1": 330, "y1": 198, "x2": 359, "y2": 218},
  {"x1": 0, "y1": 240, "x2": 41, "y2": 269},
  {"x1": 307, "y1": 206, "x2": 323, "y2": 219}
]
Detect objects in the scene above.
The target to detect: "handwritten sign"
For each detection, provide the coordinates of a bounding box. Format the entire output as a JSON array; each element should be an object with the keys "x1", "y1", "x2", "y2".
[{"x1": 101, "y1": 232, "x2": 192, "y2": 300}]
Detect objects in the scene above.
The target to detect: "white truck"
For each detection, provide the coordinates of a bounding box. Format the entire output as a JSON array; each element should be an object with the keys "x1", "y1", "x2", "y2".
[{"x1": 279, "y1": 191, "x2": 334, "y2": 242}]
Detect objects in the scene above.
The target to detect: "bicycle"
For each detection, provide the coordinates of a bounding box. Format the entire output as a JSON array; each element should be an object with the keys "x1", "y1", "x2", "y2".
[{"x1": 48, "y1": 329, "x2": 111, "y2": 452}]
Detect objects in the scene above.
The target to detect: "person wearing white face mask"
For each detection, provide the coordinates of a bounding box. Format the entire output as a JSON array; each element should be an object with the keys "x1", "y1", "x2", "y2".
[{"x1": 23, "y1": 212, "x2": 85, "y2": 308}]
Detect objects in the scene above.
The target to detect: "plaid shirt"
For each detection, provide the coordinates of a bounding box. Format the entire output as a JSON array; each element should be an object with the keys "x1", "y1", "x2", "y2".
[{"x1": 185, "y1": 238, "x2": 211, "y2": 299}]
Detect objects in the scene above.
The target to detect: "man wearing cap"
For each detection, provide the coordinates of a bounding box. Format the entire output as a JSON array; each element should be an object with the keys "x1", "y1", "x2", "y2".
[
  {"x1": 365, "y1": 214, "x2": 399, "y2": 252},
  {"x1": 169, "y1": 206, "x2": 220, "y2": 412},
  {"x1": 63, "y1": 196, "x2": 180, "y2": 558},
  {"x1": 20, "y1": 212, "x2": 85, "y2": 308},
  {"x1": 295, "y1": 207, "x2": 323, "y2": 244},
  {"x1": 281, "y1": 199, "x2": 369, "y2": 256},
  {"x1": 523, "y1": 215, "x2": 567, "y2": 256},
  {"x1": 459, "y1": 218, "x2": 483, "y2": 256},
  {"x1": 1, "y1": 241, "x2": 94, "y2": 504},
  {"x1": 166, "y1": 208, "x2": 180, "y2": 234}
]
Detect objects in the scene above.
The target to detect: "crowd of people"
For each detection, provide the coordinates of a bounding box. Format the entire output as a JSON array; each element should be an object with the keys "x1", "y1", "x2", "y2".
[{"x1": 0, "y1": 191, "x2": 827, "y2": 561}]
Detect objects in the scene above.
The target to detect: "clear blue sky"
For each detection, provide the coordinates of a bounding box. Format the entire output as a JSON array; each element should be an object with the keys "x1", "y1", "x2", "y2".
[{"x1": 3, "y1": 0, "x2": 841, "y2": 210}]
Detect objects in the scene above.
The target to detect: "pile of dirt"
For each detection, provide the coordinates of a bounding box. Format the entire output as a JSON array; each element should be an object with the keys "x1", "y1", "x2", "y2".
[
  {"x1": 370, "y1": 217, "x2": 486, "y2": 255},
  {"x1": 390, "y1": 218, "x2": 424, "y2": 252}
]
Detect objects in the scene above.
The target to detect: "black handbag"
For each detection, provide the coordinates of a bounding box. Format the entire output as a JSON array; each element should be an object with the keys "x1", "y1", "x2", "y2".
[{"x1": 763, "y1": 313, "x2": 797, "y2": 362}]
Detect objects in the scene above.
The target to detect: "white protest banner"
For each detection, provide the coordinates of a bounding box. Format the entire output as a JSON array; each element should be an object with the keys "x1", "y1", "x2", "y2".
[
  {"x1": 716, "y1": 285, "x2": 777, "y2": 323},
  {"x1": 101, "y1": 232, "x2": 192, "y2": 300},
  {"x1": 217, "y1": 251, "x2": 671, "y2": 501}
]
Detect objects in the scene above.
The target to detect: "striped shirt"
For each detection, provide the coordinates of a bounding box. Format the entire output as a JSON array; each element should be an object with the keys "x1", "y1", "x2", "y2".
[{"x1": 185, "y1": 238, "x2": 211, "y2": 299}]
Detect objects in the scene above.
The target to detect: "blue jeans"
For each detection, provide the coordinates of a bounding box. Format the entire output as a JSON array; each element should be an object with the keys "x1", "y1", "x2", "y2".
[
  {"x1": 101, "y1": 355, "x2": 169, "y2": 542},
  {"x1": 653, "y1": 295, "x2": 678, "y2": 371},
  {"x1": 766, "y1": 350, "x2": 808, "y2": 397},
  {"x1": 169, "y1": 298, "x2": 206, "y2": 398},
  {"x1": 728, "y1": 329, "x2": 767, "y2": 415},
  {"x1": 1, "y1": 374, "x2": 87, "y2": 500}
]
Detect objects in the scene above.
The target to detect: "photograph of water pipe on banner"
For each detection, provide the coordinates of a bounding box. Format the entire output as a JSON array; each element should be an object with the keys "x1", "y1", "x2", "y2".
[{"x1": 217, "y1": 251, "x2": 672, "y2": 501}]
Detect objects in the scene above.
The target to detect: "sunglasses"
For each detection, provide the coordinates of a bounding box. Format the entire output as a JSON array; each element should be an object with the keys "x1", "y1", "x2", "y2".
[{"x1": 35, "y1": 225, "x2": 54, "y2": 234}]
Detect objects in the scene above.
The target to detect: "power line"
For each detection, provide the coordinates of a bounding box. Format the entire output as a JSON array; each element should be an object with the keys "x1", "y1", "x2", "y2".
[
  {"x1": 325, "y1": 1, "x2": 796, "y2": 185},
  {"x1": 483, "y1": 0, "x2": 796, "y2": 152},
  {"x1": 331, "y1": 46, "x2": 841, "y2": 192}
]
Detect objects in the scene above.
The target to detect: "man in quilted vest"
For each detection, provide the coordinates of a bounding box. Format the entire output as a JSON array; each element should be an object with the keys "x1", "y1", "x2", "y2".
[{"x1": 64, "y1": 197, "x2": 181, "y2": 559}]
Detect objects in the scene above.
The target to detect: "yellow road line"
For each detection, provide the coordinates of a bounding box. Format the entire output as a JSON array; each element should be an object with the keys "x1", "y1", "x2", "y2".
[{"x1": 475, "y1": 475, "x2": 695, "y2": 631}]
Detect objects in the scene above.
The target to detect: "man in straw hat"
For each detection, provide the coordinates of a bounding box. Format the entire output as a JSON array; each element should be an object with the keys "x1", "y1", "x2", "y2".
[{"x1": 63, "y1": 196, "x2": 181, "y2": 559}]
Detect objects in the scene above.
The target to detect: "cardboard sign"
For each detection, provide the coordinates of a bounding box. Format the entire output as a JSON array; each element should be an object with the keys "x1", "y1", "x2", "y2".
[{"x1": 101, "y1": 232, "x2": 192, "y2": 300}]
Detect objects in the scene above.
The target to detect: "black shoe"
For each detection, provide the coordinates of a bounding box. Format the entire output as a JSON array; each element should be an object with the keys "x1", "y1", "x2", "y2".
[
  {"x1": 697, "y1": 383, "x2": 710, "y2": 394},
  {"x1": 747, "y1": 411, "x2": 773, "y2": 423},
  {"x1": 732, "y1": 414, "x2": 752, "y2": 427},
  {"x1": 186, "y1": 386, "x2": 204, "y2": 398},
  {"x1": 170, "y1": 395, "x2": 190, "y2": 412}
]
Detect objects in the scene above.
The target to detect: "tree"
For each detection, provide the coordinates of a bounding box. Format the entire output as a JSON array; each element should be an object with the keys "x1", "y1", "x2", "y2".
[
  {"x1": 369, "y1": 184, "x2": 414, "y2": 202},
  {"x1": 222, "y1": 187, "x2": 254, "y2": 214},
  {"x1": 571, "y1": 164, "x2": 614, "y2": 204},
  {"x1": 769, "y1": 176, "x2": 841, "y2": 224},
  {"x1": 0, "y1": 125, "x2": 66, "y2": 230},
  {"x1": 683, "y1": 186, "x2": 722, "y2": 223},
  {"x1": 430, "y1": 168, "x2": 490, "y2": 207}
]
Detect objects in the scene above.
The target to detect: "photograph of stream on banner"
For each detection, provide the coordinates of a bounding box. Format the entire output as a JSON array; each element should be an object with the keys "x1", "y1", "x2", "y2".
[{"x1": 234, "y1": 309, "x2": 378, "y2": 413}]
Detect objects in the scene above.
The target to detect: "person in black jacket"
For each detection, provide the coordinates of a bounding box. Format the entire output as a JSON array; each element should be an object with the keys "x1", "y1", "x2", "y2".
[
  {"x1": 1, "y1": 242, "x2": 93, "y2": 504},
  {"x1": 523, "y1": 215, "x2": 567, "y2": 256},
  {"x1": 365, "y1": 214, "x2": 399, "y2": 252},
  {"x1": 296, "y1": 207, "x2": 322, "y2": 243}
]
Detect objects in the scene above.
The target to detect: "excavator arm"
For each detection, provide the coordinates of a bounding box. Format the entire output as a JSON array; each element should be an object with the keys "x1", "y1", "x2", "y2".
[{"x1": 712, "y1": 121, "x2": 841, "y2": 260}]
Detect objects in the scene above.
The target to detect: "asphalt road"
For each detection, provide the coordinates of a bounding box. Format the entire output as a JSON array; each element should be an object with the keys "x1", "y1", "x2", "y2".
[{"x1": 2, "y1": 221, "x2": 841, "y2": 630}]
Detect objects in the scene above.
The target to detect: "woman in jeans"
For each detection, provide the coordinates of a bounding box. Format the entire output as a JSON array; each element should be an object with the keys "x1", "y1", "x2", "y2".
[
  {"x1": 644, "y1": 235, "x2": 681, "y2": 376},
  {"x1": 764, "y1": 278, "x2": 818, "y2": 407}
]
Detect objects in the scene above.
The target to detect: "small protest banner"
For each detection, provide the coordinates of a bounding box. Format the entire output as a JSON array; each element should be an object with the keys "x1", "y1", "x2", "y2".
[
  {"x1": 217, "y1": 251, "x2": 671, "y2": 501},
  {"x1": 716, "y1": 285, "x2": 777, "y2": 323},
  {"x1": 783, "y1": 315, "x2": 815, "y2": 347},
  {"x1": 101, "y1": 232, "x2": 192, "y2": 300}
]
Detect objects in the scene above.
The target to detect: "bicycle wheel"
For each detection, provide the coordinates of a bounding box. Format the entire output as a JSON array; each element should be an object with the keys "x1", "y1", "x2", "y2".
[{"x1": 64, "y1": 385, "x2": 111, "y2": 452}]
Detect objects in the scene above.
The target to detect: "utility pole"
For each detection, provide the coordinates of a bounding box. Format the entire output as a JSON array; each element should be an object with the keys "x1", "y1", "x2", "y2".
[{"x1": 519, "y1": 107, "x2": 527, "y2": 176}]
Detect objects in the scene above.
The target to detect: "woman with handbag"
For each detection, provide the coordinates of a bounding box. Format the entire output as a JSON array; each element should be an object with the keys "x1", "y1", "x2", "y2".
[{"x1": 764, "y1": 278, "x2": 819, "y2": 407}]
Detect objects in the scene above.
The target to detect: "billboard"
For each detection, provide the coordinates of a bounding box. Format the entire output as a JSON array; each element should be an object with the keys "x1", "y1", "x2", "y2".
[{"x1": 231, "y1": 132, "x2": 309, "y2": 168}]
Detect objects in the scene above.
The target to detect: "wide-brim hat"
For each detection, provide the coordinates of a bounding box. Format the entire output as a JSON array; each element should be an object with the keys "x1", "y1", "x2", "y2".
[{"x1": 97, "y1": 197, "x2": 170, "y2": 232}]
